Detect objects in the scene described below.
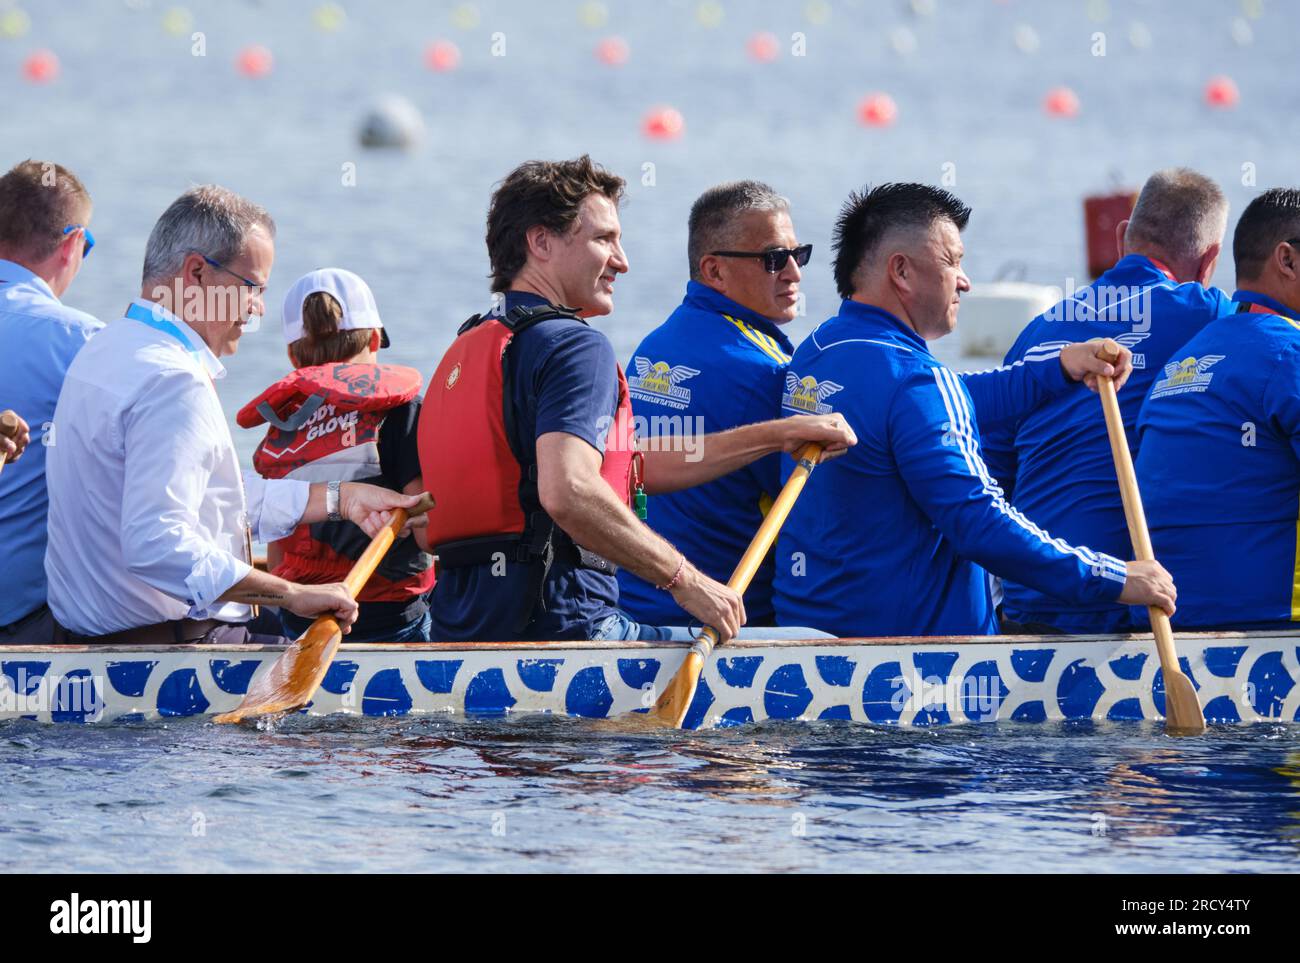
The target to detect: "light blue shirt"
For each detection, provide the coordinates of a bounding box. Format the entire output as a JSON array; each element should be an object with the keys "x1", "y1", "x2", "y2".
[{"x1": 0, "y1": 259, "x2": 102, "y2": 626}]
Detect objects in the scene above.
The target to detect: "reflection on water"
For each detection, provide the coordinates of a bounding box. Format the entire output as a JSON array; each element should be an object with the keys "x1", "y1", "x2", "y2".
[{"x1": 4, "y1": 716, "x2": 1296, "y2": 872}]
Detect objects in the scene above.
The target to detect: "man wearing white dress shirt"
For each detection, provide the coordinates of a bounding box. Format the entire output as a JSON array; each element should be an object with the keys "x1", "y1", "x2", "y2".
[{"x1": 44, "y1": 185, "x2": 424, "y2": 644}]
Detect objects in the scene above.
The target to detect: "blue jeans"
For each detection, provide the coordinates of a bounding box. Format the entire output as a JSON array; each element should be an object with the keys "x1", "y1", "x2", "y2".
[{"x1": 590, "y1": 610, "x2": 834, "y2": 642}]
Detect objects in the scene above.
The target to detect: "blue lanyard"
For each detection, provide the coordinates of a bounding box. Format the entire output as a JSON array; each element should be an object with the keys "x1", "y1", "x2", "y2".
[{"x1": 125, "y1": 301, "x2": 206, "y2": 366}]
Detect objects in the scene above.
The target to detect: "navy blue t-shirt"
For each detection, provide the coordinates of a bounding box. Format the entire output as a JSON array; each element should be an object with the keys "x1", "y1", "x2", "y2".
[{"x1": 429, "y1": 292, "x2": 623, "y2": 641}]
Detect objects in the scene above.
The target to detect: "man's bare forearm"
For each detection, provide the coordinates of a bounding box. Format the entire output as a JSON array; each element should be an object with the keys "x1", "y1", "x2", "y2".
[
  {"x1": 547, "y1": 475, "x2": 682, "y2": 586},
  {"x1": 218, "y1": 567, "x2": 299, "y2": 606},
  {"x1": 639, "y1": 420, "x2": 782, "y2": 495}
]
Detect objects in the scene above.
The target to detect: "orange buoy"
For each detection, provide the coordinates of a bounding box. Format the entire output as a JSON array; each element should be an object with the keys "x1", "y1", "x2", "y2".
[
  {"x1": 857, "y1": 93, "x2": 897, "y2": 127},
  {"x1": 21, "y1": 49, "x2": 58, "y2": 84},
  {"x1": 423, "y1": 39, "x2": 461, "y2": 72},
  {"x1": 1204, "y1": 75, "x2": 1239, "y2": 109},
  {"x1": 747, "y1": 31, "x2": 779, "y2": 62},
  {"x1": 1043, "y1": 86, "x2": 1079, "y2": 118},
  {"x1": 642, "y1": 106, "x2": 684, "y2": 140},
  {"x1": 236, "y1": 44, "x2": 273, "y2": 78},
  {"x1": 595, "y1": 35, "x2": 628, "y2": 65}
]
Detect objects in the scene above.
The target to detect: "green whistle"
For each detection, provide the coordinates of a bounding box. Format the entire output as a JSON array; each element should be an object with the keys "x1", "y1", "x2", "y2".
[{"x1": 634, "y1": 486, "x2": 648, "y2": 521}]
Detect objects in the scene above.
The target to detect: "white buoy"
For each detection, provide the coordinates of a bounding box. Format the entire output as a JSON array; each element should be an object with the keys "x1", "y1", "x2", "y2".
[
  {"x1": 958, "y1": 282, "x2": 1064, "y2": 358},
  {"x1": 358, "y1": 94, "x2": 425, "y2": 149}
]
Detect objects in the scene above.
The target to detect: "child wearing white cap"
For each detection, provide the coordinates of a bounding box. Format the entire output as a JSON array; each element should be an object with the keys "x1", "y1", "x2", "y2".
[{"x1": 238, "y1": 268, "x2": 434, "y2": 642}]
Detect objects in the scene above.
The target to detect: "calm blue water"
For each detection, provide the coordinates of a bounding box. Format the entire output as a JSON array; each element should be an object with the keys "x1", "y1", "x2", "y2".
[
  {"x1": 2, "y1": 716, "x2": 1297, "y2": 872},
  {"x1": 4, "y1": 0, "x2": 1300, "y2": 872}
]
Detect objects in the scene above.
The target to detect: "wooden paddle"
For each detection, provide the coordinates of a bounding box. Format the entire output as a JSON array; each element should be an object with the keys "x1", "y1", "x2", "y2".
[
  {"x1": 645, "y1": 443, "x2": 824, "y2": 729},
  {"x1": 214, "y1": 492, "x2": 434, "y2": 724},
  {"x1": 1097, "y1": 369, "x2": 1205, "y2": 735},
  {"x1": 0, "y1": 411, "x2": 22, "y2": 477}
]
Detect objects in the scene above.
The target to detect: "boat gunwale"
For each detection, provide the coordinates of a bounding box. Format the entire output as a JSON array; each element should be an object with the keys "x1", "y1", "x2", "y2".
[{"x1": 0, "y1": 627, "x2": 1290, "y2": 655}]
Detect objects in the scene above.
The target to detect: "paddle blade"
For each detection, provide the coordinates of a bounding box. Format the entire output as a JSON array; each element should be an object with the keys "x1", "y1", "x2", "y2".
[
  {"x1": 645, "y1": 650, "x2": 705, "y2": 729},
  {"x1": 1163, "y1": 669, "x2": 1206, "y2": 735},
  {"x1": 213, "y1": 619, "x2": 344, "y2": 724}
]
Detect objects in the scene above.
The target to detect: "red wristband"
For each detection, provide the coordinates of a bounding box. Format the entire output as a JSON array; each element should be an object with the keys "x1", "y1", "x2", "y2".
[{"x1": 656, "y1": 555, "x2": 686, "y2": 592}]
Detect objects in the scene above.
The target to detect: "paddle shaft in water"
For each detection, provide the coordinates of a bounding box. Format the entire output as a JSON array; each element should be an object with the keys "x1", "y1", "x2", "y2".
[
  {"x1": 648, "y1": 443, "x2": 824, "y2": 728},
  {"x1": 1098, "y1": 374, "x2": 1205, "y2": 734},
  {"x1": 213, "y1": 492, "x2": 434, "y2": 723}
]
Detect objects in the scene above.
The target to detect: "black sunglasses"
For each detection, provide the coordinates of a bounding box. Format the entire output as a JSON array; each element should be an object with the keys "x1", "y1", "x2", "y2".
[{"x1": 710, "y1": 243, "x2": 812, "y2": 273}]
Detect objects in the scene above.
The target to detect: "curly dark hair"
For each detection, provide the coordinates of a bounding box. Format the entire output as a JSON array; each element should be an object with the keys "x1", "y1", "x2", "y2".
[{"x1": 486, "y1": 155, "x2": 626, "y2": 292}]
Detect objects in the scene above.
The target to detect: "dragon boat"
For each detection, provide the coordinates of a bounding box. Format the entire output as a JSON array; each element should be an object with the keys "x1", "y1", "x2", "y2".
[{"x1": 0, "y1": 629, "x2": 1296, "y2": 727}]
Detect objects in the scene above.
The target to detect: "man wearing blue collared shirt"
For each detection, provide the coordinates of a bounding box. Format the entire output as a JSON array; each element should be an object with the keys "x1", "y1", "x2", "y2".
[
  {"x1": 619, "y1": 181, "x2": 803, "y2": 625},
  {"x1": 0, "y1": 160, "x2": 101, "y2": 644},
  {"x1": 44, "y1": 185, "x2": 424, "y2": 643}
]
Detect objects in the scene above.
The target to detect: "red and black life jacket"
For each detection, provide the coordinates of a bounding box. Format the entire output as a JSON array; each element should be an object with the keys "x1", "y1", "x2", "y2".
[
  {"x1": 417, "y1": 303, "x2": 636, "y2": 628},
  {"x1": 239, "y1": 362, "x2": 434, "y2": 602}
]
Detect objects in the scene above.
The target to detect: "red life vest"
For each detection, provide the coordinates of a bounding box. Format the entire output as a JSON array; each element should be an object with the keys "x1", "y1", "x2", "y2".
[
  {"x1": 239, "y1": 362, "x2": 434, "y2": 602},
  {"x1": 417, "y1": 304, "x2": 635, "y2": 569}
]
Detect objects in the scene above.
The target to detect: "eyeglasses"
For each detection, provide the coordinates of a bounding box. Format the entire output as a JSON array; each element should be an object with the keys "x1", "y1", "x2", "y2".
[
  {"x1": 710, "y1": 244, "x2": 812, "y2": 273},
  {"x1": 197, "y1": 254, "x2": 266, "y2": 295},
  {"x1": 63, "y1": 224, "x2": 94, "y2": 258}
]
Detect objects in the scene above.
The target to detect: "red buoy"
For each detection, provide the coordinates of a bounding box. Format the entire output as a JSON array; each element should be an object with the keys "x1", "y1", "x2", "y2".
[
  {"x1": 595, "y1": 36, "x2": 629, "y2": 66},
  {"x1": 642, "y1": 106, "x2": 684, "y2": 141},
  {"x1": 857, "y1": 93, "x2": 897, "y2": 127},
  {"x1": 21, "y1": 49, "x2": 59, "y2": 84},
  {"x1": 423, "y1": 39, "x2": 461, "y2": 72},
  {"x1": 236, "y1": 44, "x2": 273, "y2": 78},
  {"x1": 1043, "y1": 86, "x2": 1080, "y2": 118},
  {"x1": 747, "y1": 31, "x2": 779, "y2": 62},
  {"x1": 1084, "y1": 189, "x2": 1138, "y2": 279},
  {"x1": 1204, "y1": 75, "x2": 1239, "y2": 109}
]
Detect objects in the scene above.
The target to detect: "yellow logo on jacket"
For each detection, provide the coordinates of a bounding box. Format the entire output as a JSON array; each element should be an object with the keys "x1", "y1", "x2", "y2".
[
  {"x1": 629, "y1": 357, "x2": 700, "y2": 410},
  {"x1": 1150, "y1": 354, "x2": 1225, "y2": 399},
  {"x1": 782, "y1": 372, "x2": 844, "y2": 414}
]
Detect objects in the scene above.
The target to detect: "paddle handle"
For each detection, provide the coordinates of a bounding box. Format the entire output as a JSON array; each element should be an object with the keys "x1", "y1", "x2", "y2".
[
  {"x1": 694, "y1": 443, "x2": 824, "y2": 655},
  {"x1": 0, "y1": 410, "x2": 21, "y2": 476},
  {"x1": 1097, "y1": 376, "x2": 1179, "y2": 666},
  {"x1": 341, "y1": 491, "x2": 435, "y2": 598}
]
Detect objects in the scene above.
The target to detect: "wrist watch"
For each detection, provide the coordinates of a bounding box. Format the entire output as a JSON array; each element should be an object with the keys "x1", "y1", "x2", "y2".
[{"x1": 326, "y1": 480, "x2": 343, "y2": 521}]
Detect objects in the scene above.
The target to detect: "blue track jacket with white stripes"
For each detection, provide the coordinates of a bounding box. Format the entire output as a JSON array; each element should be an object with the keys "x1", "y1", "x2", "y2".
[
  {"x1": 772, "y1": 299, "x2": 1129, "y2": 637},
  {"x1": 981, "y1": 255, "x2": 1233, "y2": 632}
]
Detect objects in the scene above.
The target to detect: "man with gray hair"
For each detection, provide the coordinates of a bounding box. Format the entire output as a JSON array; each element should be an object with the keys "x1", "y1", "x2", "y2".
[
  {"x1": 982, "y1": 167, "x2": 1233, "y2": 634},
  {"x1": 44, "y1": 185, "x2": 425, "y2": 643},
  {"x1": 617, "y1": 180, "x2": 811, "y2": 625}
]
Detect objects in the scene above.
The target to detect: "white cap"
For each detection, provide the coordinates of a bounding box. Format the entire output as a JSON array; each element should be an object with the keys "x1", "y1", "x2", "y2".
[{"x1": 281, "y1": 268, "x2": 390, "y2": 348}]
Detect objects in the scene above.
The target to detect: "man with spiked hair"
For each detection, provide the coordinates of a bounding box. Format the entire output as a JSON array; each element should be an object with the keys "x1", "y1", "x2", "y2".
[{"x1": 772, "y1": 182, "x2": 1177, "y2": 637}]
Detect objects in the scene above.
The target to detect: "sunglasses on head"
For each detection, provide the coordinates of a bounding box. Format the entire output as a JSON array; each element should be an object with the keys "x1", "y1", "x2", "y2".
[
  {"x1": 63, "y1": 224, "x2": 94, "y2": 258},
  {"x1": 710, "y1": 243, "x2": 812, "y2": 273}
]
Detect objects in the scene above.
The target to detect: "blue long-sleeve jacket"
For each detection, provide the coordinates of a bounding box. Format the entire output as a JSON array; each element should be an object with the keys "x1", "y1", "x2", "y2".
[
  {"x1": 981, "y1": 255, "x2": 1233, "y2": 632},
  {"x1": 773, "y1": 299, "x2": 1128, "y2": 637},
  {"x1": 1135, "y1": 290, "x2": 1300, "y2": 630},
  {"x1": 618, "y1": 281, "x2": 794, "y2": 624}
]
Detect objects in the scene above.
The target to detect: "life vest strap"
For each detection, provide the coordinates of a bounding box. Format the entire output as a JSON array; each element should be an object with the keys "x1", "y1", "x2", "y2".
[{"x1": 256, "y1": 393, "x2": 326, "y2": 432}]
